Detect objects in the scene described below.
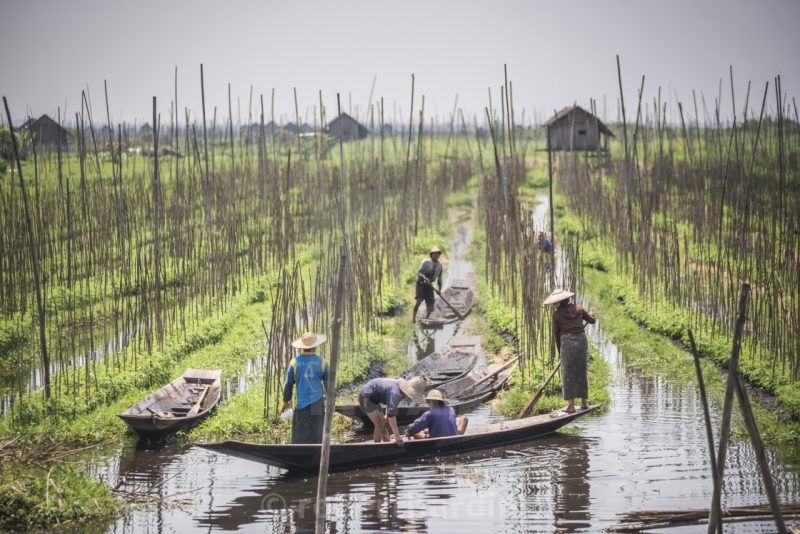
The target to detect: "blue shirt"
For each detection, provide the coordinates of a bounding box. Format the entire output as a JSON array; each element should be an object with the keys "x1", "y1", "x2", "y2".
[
  {"x1": 283, "y1": 354, "x2": 329, "y2": 410},
  {"x1": 407, "y1": 405, "x2": 459, "y2": 438},
  {"x1": 359, "y1": 378, "x2": 406, "y2": 417}
]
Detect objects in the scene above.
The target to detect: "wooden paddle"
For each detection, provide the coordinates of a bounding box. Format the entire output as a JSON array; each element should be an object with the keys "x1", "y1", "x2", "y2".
[
  {"x1": 516, "y1": 362, "x2": 561, "y2": 419},
  {"x1": 187, "y1": 385, "x2": 210, "y2": 416}
]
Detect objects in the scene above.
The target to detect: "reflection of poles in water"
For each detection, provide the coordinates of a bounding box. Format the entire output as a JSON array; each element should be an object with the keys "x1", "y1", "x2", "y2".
[
  {"x1": 414, "y1": 330, "x2": 436, "y2": 359},
  {"x1": 553, "y1": 439, "x2": 591, "y2": 532}
]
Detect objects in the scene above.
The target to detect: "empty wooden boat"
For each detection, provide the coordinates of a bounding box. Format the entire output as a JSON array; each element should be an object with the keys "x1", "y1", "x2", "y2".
[
  {"x1": 399, "y1": 346, "x2": 478, "y2": 387},
  {"x1": 200, "y1": 406, "x2": 598, "y2": 473},
  {"x1": 118, "y1": 369, "x2": 222, "y2": 439}
]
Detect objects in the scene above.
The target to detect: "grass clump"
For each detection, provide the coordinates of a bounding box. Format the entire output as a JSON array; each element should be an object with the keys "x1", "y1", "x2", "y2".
[{"x1": 0, "y1": 461, "x2": 118, "y2": 530}]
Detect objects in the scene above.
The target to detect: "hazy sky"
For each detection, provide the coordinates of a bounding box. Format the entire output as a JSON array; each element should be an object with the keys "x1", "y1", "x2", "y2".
[{"x1": 1, "y1": 0, "x2": 798, "y2": 126}]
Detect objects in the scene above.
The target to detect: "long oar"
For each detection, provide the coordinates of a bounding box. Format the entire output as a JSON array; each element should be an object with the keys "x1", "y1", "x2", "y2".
[
  {"x1": 516, "y1": 362, "x2": 561, "y2": 419},
  {"x1": 421, "y1": 276, "x2": 465, "y2": 320}
]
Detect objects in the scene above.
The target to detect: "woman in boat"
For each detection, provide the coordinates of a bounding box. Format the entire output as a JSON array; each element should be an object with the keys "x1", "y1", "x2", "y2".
[
  {"x1": 281, "y1": 332, "x2": 329, "y2": 444},
  {"x1": 358, "y1": 376, "x2": 426, "y2": 445},
  {"x1": 406, "y1": 389, "x2": 468, "y2": 439},
  {"x1": 544, "y1": 289, "x2": 596, "y2": 413}
]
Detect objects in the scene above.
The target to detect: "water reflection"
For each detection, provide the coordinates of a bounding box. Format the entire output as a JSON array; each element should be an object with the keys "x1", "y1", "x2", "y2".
[
  {"x1": 193, "y1": 435, "x2": 599, "y2": 533},
  {"x1": 553, "y1": 438, "x2": 591, "y2": 532},
  {"x1": 412, "y1": 328, "x2": 436, "y2": 360}
]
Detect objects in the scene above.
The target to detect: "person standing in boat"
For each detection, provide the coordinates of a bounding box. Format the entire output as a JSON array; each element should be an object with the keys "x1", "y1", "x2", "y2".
[
  {"x1": 544, "y1": 289, "x2": 596, "y2": 414},
  {"x1": 412, "y1": 245, "x2": 444, "y2": 322},
  {"x1": 281, "y1": 332, "x2": 329, "y2": 444},
  {"x1": 406, "y1": 389, "x2": 468, "y2": 439},
  {"x1": 358, "y1": 376, "x2": 426, "y2": 445}
]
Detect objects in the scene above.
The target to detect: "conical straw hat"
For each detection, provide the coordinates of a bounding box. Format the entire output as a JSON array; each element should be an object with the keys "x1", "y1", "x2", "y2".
[
  {"x1": 398, "y1": 376, "x2": 426, "y2": 403},
  {"x1": 543, "y1": 289, "x2": 574, "y2": 306},
  {"x1": 425, "y1": 389, "x2": 446, "y2": 403},
  {"x1": 291, "y1": 332, "x2": 327, "y2": 349}
]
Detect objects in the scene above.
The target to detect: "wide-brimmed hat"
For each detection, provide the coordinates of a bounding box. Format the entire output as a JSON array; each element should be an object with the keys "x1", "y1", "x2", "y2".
[
  {"x1": 425, "y1": 389, "x2": 446, "y2": 403},
  {"x1": 398, "y1": 376, "x2": 426, "y2": 403},
  {"x1": 291, "y1": 332, "x2": 327, "y2": 349},
  {"x1": 429, "y1": 245, "x2": 442, "y2": 254},
  {"x1": 543, "y1": 289, "x2": 574, "y2": 306}
]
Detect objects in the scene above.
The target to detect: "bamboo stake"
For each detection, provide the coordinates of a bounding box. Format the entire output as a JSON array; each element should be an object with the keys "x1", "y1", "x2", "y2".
[
  {"x1": 3, "y1": 97, "x2": 51, "y2": 402},
  {"x1": 687, "y1": 329, "x2": 722, "y2": 534},
  {"x1": 315, "y1": 93, "x2": 349, "y2": 534}
]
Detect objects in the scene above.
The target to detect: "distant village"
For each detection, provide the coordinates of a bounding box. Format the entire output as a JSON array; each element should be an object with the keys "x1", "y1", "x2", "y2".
[{"x1": 2, "y1": 106, "x2": 627, "y2": 162}]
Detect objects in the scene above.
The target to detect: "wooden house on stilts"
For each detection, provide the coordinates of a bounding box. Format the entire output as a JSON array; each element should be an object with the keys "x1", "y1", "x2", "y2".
[{"x1": 545, "y1": 106, "x2": 613, "y2": 152}]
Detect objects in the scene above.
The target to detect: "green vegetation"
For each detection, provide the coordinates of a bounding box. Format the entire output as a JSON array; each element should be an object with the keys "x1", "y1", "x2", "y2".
[
  {"x1": 551, "y1": 185, "x2": 800, "y2": 444},
  {"x1": 579, "y1": 262, "x2": 800, "y2": 447},
  {"x1": 0, "y1": 461, "x2": 118, "y2": 530}
]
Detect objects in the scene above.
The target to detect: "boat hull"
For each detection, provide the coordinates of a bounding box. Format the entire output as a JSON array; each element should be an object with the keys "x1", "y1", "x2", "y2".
[
  {"x1": 200, "y1": 406, "x2": 597, "y2": 473},
  {"x1": 335, "y1": 390, "x2": 494, "y2": 426},
  {"x1": 118, "y1": 369, "x2": 222, "y2": 440}
]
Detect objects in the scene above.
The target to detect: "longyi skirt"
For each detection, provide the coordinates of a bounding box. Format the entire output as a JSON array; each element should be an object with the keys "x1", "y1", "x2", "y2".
[
  {"x1": 560, "y1": 332, "x2": 588, "y2": 400},
  {"x1": 292, "y1": 397, "x2": 324, "y2": 444}
]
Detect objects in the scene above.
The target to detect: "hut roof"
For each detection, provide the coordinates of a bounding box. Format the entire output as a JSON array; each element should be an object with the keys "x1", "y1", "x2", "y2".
[
  {"x1": 21, "y1": 114, "x2": 67, "y2": 132},
  {"x1": 328, "y1": 112, "x2": 366, "y2": 129},
  {"x1": 545, "y1": 106, "x2": 614, "y2": 137}
]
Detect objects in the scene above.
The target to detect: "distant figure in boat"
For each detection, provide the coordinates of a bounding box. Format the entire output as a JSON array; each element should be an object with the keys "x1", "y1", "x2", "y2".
[
  {"x1": 358, "y1": 376, "x2": 426, "y2": 445},
  {"x1": 282, "y1": 332, "x2": 329, "y2": 444},
  {"x1": 537, "y1": 231, "x2": 553, "y2": 254},
  {"x1": 544, "y1": 289, "x2": 596, "y2": 414},
  {"x1": 406, "y1": 389, "x2": 468, "y2": 439},
  {"x1": 413, "y1": 245, "x2": 444, "y2": 322}
]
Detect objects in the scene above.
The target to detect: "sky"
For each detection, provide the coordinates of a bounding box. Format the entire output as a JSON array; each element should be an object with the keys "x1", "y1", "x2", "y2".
[{"x1": 1, "y1": 0, "x2": 798, "y2": 127}]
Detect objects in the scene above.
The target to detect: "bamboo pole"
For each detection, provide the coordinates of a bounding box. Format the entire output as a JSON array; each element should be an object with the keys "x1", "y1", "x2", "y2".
[
  {"x1": 3, "y1": 97, "x2": 51, "y2": 402},
  {"x1": 315, "y1": 93, "x2": 349, "y2": 534},
  {"x1": 687, "y1": 329, "x2": 722, "y2": 534},
  {"x1": 709, "y1": 283, "x2": 749, "y2": 530}
]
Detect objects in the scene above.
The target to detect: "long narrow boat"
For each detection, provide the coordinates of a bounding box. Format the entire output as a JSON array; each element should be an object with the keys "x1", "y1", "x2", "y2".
[
  {"x1": 335, "y1": 360, "x2": 516, "y2": 426},
  {"x1": 334, "y1": 389, "x2": 495, "y2": 427},
  {"x1": 418, "y1": 279, "x2": 475, "y2": 326},
  {"x1": 200, "y1": 406, "x2": 597, "y2": 473},
  {"x1": 399, "y1": 346, "x2": 478, "y2": 387},
  {"x1": 118, "y1": 369, "x2": 222, "y2": 439}
]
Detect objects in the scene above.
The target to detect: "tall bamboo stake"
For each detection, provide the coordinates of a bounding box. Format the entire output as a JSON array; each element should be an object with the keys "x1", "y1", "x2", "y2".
[
  {"x1": 3, "y1": 97, "x2": 51, "y2": 402},
  {"x1": 315, "y1": 93, "x2": 349, "y2": 534}
]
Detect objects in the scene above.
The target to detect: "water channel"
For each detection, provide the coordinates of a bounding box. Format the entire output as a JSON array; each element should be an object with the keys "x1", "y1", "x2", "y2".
[{"x1": 82, "y1": 196, "x2": 799, "y2": 533}]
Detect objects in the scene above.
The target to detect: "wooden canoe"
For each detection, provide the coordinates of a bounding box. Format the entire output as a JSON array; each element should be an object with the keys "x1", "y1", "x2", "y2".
[
  {"x1": 118, "y1": 369, "x2": 222, "y2": 439},
  {"x1": 199, "y1": 405, "x2": 598, "y2": 473},
  {"x1": 419, "y1": 279, "x2": 475, "y2": 325},
  {"x1": 399, "y1": 346, "x2": 478, "y2": 387},
  {"x1": 335, "y1": 359, "x2": 516, "y2": 426},
  {"x1": 335, "y1": 389, "x2": 495, "y2": 427},
  {"x1": 436, "y1": 358, "x2": 516, "y2": 399}
]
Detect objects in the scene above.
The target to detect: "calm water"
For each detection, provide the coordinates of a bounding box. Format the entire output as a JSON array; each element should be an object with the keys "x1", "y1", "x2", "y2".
[
  {"x1": 81, "y1": 201, "x2": 800, "y2": 532},
  {"x1": 82, "y1": 317, "x2": 800, "y2": 533}
]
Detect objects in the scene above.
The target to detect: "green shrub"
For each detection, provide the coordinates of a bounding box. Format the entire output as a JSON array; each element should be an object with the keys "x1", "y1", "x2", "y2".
[{"x1": 0, "y1": 461, "x2": 118, "y2": 529}]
